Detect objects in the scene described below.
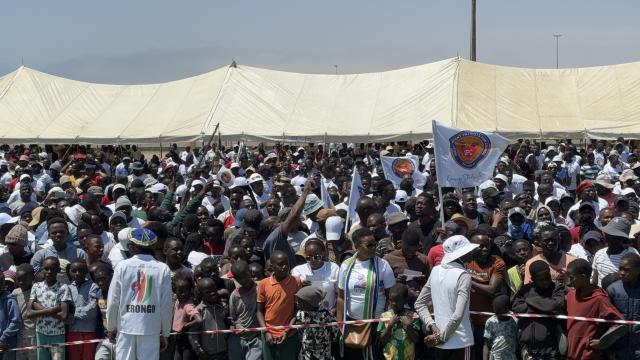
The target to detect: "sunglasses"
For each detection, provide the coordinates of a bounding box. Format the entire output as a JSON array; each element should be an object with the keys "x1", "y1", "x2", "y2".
[{"x1": 305, "y1": 254, "x2": 323, "y2": 261}]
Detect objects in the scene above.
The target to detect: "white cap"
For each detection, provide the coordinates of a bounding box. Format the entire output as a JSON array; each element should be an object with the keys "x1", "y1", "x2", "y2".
[
  {"x1": 552, "y1": 155, "x2": 564, "y2": 162},
  {"x1": 249, "y1": 173, "x2": 264, "y2": 184},
  {"x1": 19, "y1": 174, "x2": 31, "y2": 182},
  {"x1": 175, "y1": 184, "x2": 188, "y2": 197},
  {"x1": 493, "y1": 174, "x2": 509, "y2": 184},
  {"x1": 230, "y1": 162, "x2": 240, "y2": 169},
  {"x1": 395, "y1": 190, "x2": 408, "y2": 204},
  {"x1": 325, "y1": 216, "x2": 344, "y2": 241},
  {"x1": 478, "y1": 180, "x2": 497, "y2": 192}
]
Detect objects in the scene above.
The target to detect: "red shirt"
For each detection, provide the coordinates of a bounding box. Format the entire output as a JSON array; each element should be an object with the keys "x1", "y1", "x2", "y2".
[{"x1": 566, "y1": 287, "x2": 623, "y2": 360}]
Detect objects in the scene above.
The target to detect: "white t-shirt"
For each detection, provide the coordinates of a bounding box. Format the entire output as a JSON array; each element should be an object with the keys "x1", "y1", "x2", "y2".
[
  {"x1": 292, "y1": 261, "x2": 339, "y2": 310},
  {"x1": 564, "y1": 161, "x2": 581, "y2": 190},
  {"x1": 338, "y1": 257, "x2": 396, "y2": 319},
  {"x1": 592, "y1": 247, "x2": 639, "y2": 286}
]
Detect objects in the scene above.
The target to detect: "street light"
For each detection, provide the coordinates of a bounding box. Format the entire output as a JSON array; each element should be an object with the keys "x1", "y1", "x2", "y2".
[
  {"x1": 470, "y1": 0, "x2": 477, "y2": 61},
  {"x1": 334, "y1": 65, "x2": 338, "y2": 75},
  {"x1": 553, "y1": 34, "x2": 562, "y2": 69}
]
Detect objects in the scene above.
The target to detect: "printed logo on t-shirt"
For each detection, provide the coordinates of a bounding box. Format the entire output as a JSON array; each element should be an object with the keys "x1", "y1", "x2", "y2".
[{"x1": 127, "y1": 270, "x2": 156, "y2": 314}]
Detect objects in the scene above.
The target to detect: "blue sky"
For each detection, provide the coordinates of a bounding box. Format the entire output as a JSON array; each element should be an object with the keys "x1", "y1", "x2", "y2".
[{"x1": 1, "y1": 1, "x2": 639, "y2": 83}]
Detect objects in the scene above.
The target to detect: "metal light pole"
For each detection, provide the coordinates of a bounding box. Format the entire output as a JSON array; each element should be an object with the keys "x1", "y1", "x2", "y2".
[
  {"x1": 334, "y1": 65, "x2": 338, "y2": 75},
  {"x1": 470, "y1": 0, "x2": 477, "y2": 61},
  {"x1": 553, "y1": 34, "x2": 562, "y2": 68}
]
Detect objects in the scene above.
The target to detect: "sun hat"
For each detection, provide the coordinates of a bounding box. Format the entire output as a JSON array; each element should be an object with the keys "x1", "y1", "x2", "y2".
[
  {"x1": 619, "y1": 169, "x2": 638, "y2": 183},
  {"x1": 450, "y1": 213, "x2": 477, "y2": 232},
  {"x1": 128, "y1": 228, "x2": 157, "y2": 248},
  {"x1": 143, "y1": 177, "x2": 159, "y2": 187},
  {"x1": 87, "y1": 186, "x2": 105, "y2": 196},
  {"x1": 325, "y1": 216, "x2": 344, "y2": 241},
  {"x1": 441, "y1": 235, "x2": 479, "y2": 264},
  {"x1": 0, "y1": 213, "x2": 19, "y2": 227},
  {"x1": 594, "y1": 174, "x2": 614, "y2": 189},
  {"x1": 602, "y1": 217, "x2": 632, "y2": 238},
  {"x1": 303, "y1": 194, "x2": 324, "y2": 216},
  {"x1": 386, "y1": 212, "x2": 409, "y2": 227},
  {"x1": 493, "y1": 174, "x2": 509, "y2": 184},
  {"x1": 4, "y1": 224, "x2": 28, "y2": 247}
]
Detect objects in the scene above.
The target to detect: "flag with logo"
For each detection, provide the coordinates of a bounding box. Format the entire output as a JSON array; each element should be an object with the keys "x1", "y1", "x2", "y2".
[
  {"x1": 432, "y1": 120, "x2": 510, "y2": 188},
  {"x1": 380, "y1": 155, "x2": 427, "y2": 189},
  {"x1": 346, "y1": 168, "x2": 364, "y2": 228}
]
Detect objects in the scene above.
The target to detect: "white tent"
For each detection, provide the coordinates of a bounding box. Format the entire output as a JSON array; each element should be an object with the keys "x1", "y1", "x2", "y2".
[{"x1": 1, "y1": 57, "x2": 640, "y2": 144}]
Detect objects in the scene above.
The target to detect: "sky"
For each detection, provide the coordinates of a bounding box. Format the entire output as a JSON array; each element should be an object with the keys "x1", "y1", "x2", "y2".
[{"x1": 1, "y1": 1, "x2": 639, "y2": 84}]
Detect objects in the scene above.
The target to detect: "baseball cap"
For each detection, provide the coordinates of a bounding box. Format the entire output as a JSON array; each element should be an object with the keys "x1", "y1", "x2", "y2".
[
  {"x1": 229, "y1": 177, "x2": 248, "y2": 189},
  {"x1": 508, "y1": 207, "x2": 526, "y2": 218},
  {"x1": 325, "y1": 216, "x2": 344, "y2": 241},
  {"x1": 87, "y1": 186, "x2": 104, "y2": 196},
  {"x1": 115, "y1": 196, "x2": 132, "y2": 210},
  {"x1": 394, "y1": 190, "x2": 408, "y2": 204},
  {"x1": 481, "y1": 187, "x2": 500, "y2": 198},
  {"x1": 249, "y1": 173, "x2": 264, "y2": 184},
  {"x1": 19, "y1": 174, "x2": 31, "y2": 182},
  {"x1": 582, "y1": 230, "x2": 603, "y2": 243}
]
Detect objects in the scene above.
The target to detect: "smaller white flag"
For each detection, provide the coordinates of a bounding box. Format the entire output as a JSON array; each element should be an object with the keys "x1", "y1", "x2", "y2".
[
  {"x1": 346, "y1": 168, "x2": 364, "y2": 229},
  {"x1": 432, "y1": 120, "x2": 510, "y2": 188},
  {"x1": 380, "y1": 155, "x2": 426, "y2": 189},
  {"x1": 320, "y1": 177, "x2": 335, "y2": 209}
]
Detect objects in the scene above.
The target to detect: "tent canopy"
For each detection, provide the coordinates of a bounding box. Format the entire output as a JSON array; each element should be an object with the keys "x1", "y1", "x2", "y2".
[{"x1": 1, "y1": 58, "x2": 640, "y2": 144}]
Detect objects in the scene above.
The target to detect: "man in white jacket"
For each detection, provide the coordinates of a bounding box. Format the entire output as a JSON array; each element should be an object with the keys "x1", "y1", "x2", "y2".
[{"x1": 107, "y1": 227, "x2": 173, "y2": 360}]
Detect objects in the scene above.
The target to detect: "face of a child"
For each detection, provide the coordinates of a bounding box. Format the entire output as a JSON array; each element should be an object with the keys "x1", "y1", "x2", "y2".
[
  {"x1": 271, "y1": 255, "x2": 289, "y2": 280},
  {"x1": 532, "y1": 269, "x2": 553, "y2": 290},
  {"x1": 87, "y1": 239, "x2": 104, "y2": 259},
  {"x1": 174, "y1": 280, "x2": 192, "y2": 303},
  {"x1": 249, "y1": 264, "x2": 265, "y2": 282},
  {"x1": 198, "y1": 282, "x2": 218, "y2": 304},
  {"x1": 15, "y1": 271, "x2": 33, "y2": 291},
  {"x1": 568, "y1": 268, "x2": 590, "y2": 290},
  {"x1": 513, "y1": 242, "x2": 532, "y2": 264},
  {"x1": 42, "y1": 259, "x2": 61, "y2": 284},
  {"x1": 93, "y1": 270, "x2": 112, "y2": 294},
  {"x1": 233, "y1": 269, "x2": 255, "y2": 289},
  {"x1": 618, "y1": 259, "x2": 640, "y2": 284},
  {"x1": 69, "y1": 263, "x2": 88, "y2": 285},
  {"x1": 388, "y1": 292, "x2": 406, "y2": 312}
]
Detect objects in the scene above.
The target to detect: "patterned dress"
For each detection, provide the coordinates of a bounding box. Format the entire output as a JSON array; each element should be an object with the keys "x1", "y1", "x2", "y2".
[{"x1": 295, "y1": 308, "x2": 338, "y2": 360}]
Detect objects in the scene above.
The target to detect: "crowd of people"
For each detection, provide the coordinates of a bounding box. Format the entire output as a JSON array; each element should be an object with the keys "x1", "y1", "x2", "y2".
[{"x1": 0, "y1": 138, "x2": 638, "y2": 360}]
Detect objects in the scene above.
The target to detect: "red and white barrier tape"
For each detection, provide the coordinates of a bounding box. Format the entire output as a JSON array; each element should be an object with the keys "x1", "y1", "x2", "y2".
[{"x1": 3, "y1": 311, "x2": 639, "y2": 352}]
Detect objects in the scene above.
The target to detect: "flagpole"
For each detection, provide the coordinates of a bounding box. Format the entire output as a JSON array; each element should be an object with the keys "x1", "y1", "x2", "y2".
[{"x1": 431, "y1": 120, "x2": 446, "y2": 226}]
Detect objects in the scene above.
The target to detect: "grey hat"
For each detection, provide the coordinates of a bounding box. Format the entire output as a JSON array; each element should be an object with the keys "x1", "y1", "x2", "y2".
[
  {"x1": 303, "y1": 194, "x2": 323, "y2": 216},
  {"x1": 295, "y1": 286, "x2": 324, "y2": 308},
  {"x1": 130, "y1": 162, "x2": 144, "y2": 171},
  {"x1": 386, "y1": 212, "x2": 409, "y2": 226},
  {"x1": 115, "y1": 196, "x2": 132, "y2": 210},
  {"x1": 602, "y1": 217, "x2": 631, "y2": 238},
  {"x1": 481, "y1": 187, "x2": 500, "y2": 198}
]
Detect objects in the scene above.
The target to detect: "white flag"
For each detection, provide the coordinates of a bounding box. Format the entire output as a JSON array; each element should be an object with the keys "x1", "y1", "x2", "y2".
[
  {"x1": 432, "y1": 120, "x2": 510, "y2": 188},
  {"x1": 320, "y1": 177, "x2": 335, "y2": 209},
  {"x1": 380, "y1": 155, "x2": 426, "y2": 189},
  {"x1": 346, "y1": 168, "x2": 363, "y2": 228}
]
